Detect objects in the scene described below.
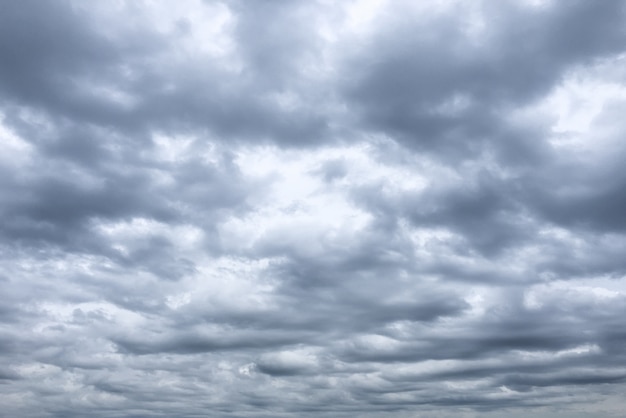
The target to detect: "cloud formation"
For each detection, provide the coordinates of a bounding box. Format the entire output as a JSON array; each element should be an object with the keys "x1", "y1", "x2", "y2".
[{"x1": 1, "y1": 0, "x2": 626, "y2": 417}]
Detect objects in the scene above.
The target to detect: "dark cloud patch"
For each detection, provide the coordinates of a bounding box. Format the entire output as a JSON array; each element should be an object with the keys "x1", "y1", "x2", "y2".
[
  {"x1": 337, "y1": 293, "x2": 625, "y2": 367},
  {"x1": 342, "y1": 0, "x2": 626, "y2": 159},
  {"x1": 526, "y1": 163, "x2": 626, "y2": 233},
  {"x1": 0, "y1": 1, "x2": 115, "y2": 102},
  {"x1": 0, "y1": 0, "x2": 165, "y2": 135},
  {"x1": 0, "y1": 0, "x2": 332, "y2": 149},
  {"x1": 111, "y1": 327, "x2": 311, "y2": 356},
  {"x1": 501, "y1": 371, "x2": 626, "y2": 392},
  {"x1": 314, "y1": 158, "x2": 349, "y2": 182}
]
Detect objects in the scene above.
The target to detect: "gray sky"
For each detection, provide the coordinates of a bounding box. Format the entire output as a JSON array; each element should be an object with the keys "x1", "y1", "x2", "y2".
[{"x1": 1, "y1": 1, "x2": 626, "y2": 417}]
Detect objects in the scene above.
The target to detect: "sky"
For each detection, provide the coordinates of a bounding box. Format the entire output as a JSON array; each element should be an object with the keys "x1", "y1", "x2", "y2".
[{"x1": 1, "y1": 0, "x2": 626, "y2": 417}]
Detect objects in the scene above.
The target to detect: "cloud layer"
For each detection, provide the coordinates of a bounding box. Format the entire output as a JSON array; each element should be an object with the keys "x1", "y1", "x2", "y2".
[{"x1": 2, "y1": 1, "x2": 626, "y2": 417}]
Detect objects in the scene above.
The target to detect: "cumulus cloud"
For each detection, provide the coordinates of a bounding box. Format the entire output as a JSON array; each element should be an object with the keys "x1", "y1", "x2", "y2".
[{"x1": 2, "y1": 0, "x2": 626, "y2": 417}]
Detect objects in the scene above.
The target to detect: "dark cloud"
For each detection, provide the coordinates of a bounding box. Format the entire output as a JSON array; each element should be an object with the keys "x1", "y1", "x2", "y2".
[
  {"x1": 343, "y1": 1, "x2": 626, "y2": 160},
  {"x1": 2, "y1": 0, "x2": 626, "y2": 417}
]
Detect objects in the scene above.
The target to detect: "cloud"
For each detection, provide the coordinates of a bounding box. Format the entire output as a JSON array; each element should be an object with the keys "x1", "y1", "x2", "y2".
[{"x1": 1, "y1": 0, "x2": 626, "y2": 417}]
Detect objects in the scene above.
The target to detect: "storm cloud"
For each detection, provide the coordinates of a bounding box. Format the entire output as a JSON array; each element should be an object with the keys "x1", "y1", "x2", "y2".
[{"x1": 2, "y1": 1, "x2": 626, "y2": 417}]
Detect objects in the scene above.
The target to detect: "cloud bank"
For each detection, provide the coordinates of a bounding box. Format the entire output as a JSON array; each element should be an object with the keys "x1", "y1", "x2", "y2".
[{"x1": 1, "y1": 1, "x2": 626, "y2": 417}]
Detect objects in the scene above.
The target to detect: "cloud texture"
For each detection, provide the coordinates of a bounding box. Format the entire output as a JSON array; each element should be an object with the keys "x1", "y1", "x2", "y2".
[{"x1": 1, "y1": 1, "x2": 626, "y2": 417}]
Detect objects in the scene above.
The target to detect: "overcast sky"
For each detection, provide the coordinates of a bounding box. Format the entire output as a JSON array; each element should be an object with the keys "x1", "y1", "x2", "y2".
[{"x1": 1, "y1": 1, "x2": 626, "y2": 417}]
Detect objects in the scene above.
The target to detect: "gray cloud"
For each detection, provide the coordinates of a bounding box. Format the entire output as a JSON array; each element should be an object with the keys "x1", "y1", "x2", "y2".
[{"x1": 2, "y1": 0, "x2": 626, "y2": 417}]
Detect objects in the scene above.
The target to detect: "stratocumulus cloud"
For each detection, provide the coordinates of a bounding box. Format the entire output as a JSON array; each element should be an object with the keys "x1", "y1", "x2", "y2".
[{"x1": 1, "y1": 1, "x2": 626, "y2": 417}]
